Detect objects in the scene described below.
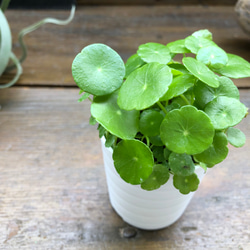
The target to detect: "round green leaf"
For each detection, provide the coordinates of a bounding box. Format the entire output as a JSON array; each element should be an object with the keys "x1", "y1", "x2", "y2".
[
  {"x1": 183, "y1": 57, "x2": 220, "y2": 88},
  {"x1": 160, "y1": 74, "x2": 195, "y2": 101},
  {"x1": 173, "y1": 173, "x2": 200, "y2": 194},
  {"x1": 194, "y1": 76, "x2": 240, "y2": 109},
  {"x1": 204, "y1": 96, "x2": 247, "y2": 130},
  {"x1": 72, "y1": 43, "x2": 125, "y2": 96},
  {"x1": 192, "y1": 29, "x2": 213, "y2": 40},
  {"x1": 197, "y1": 45, "x2": 228, "y2": 69},
  {"x1": 185, "y1": 35, "x2": 216, "y2": 54},
  {"x1": 160, "y1": 105, "x2": 215, "y2": 154},
  {"x1": 194, "y1": 132, "x2": 229, "y2": 167},
  {"x1": 226, "y1": 127, "x2": 246, "y2": 148},
  {"x1": 169, "y1": 153, "x2": 195, "y2": 176},
  {"x1": 113, "y1": 140, "x2": 154, "y2": 185},
  {"x1": 91, "y1": 91, "x2": 139, "y2": 139},
  {"x1": 139, "y1": 110, "x2": 164, "y2": 136},
  {"x1": 118, "y1": 62, "x2": 173, "y2": 110},
  {"x1": 137, "y1": 42, "x2": 171, "y2": 64},
  {"x1": 214, "y1": 53, "x2": 250, "y2": 79},
  {"x1": 125, "y1": 53, "x2": 145, "y2": 78},
  {"x1": 167, "y1": 39, "x2": 190, "y2": 54},
  {"x1": 141, "y1": 164, "x2": 170, "y2": 191}
]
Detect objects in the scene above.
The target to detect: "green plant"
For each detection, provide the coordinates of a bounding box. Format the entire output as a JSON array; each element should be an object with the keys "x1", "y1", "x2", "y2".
[
  {"x1": 0, "y1": 0, "x2": 75, "y2": 88},
  {"x1": 72, "y1": 29, "x2": 249, "y2": 194}
]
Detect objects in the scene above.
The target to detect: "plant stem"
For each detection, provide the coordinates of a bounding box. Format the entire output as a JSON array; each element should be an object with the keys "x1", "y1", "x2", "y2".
[
  {"x1": 145, "y1": 136, "x2": 150, "y2": 147},
  {"x1": 0, "y1": 0, "x2": 11, "y2": 12},
  {"x1": 157, "y1": 101, "x2": 168, "y2": 115},
  {"x1": 180, "y1": 94, "x2": 190, "y2": 105}
]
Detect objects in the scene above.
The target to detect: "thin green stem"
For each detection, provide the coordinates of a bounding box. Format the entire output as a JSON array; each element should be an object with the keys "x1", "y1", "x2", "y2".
[
  {"x1": 113, "y1": 136, "x2": 118, "y2": 147},
  {"x1": 0, "y1": 0, "x2": 11, "y2": 12},
  {"x1": 157, "y1": 101, "x2": 168, "y2": 115},
  {"x1": 145, "y1": 136, "x2": 150, "y2": 147},
  {"x1": 87, "y1": 97, "x2": 93, "y2": 102},
  {"x1": 180, "y1": 94, "x2": 190, "y2": 105}
]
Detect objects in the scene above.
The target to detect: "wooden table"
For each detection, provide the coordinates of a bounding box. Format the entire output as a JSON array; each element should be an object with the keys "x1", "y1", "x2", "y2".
[{"x1": 0, "y1": 5, "x2": 250, "y2": 249}]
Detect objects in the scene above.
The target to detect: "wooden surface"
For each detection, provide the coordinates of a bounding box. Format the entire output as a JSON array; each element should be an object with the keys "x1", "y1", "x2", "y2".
[
  {"x1": 77, "y1": 0, "x2": 237, "y2": 6},
  {"x1": 0, "y1": 5, "x2": 250, "y2": 249}
]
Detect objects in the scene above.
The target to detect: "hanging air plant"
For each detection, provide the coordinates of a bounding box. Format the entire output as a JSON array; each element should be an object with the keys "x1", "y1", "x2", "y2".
[{"x1": 0, "y1": 0, "x2": 75, "y2": 88}]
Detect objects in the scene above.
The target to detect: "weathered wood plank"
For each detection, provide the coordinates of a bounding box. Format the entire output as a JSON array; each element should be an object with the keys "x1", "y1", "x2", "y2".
[
  {"x1": 1, "y1": 6, "x2": 250, "y2": 87},
  {"x1": 77, "y1": 0, "x2": 237, "y2": 6},
  {"x1": 0, "y1": 87, "x2": 249, "y2": 249}
]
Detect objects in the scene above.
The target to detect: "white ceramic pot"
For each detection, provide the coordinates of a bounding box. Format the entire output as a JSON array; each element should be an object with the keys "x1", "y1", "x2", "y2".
[{"x1": 101, "y1": 137, "x2": 205, "y2": 230}]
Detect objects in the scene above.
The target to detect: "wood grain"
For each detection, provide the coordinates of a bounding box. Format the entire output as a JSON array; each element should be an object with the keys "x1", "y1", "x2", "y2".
[
  {"x1": 1, "y1": 6, "x2": 250, "y2": 87},
  {"x1": 0, "y1": 87, "x2": 249, "y2": 249}
]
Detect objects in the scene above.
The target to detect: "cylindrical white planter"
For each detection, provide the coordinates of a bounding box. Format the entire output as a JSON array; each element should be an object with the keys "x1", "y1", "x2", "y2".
[{"x1": 101, "y1": 137, "x2": 205, "y2": 230}]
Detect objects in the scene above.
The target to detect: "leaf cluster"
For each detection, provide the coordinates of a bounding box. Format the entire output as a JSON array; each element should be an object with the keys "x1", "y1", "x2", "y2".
[{"x1": 72, "y1": 29, "x2": 249, "y2": 194}]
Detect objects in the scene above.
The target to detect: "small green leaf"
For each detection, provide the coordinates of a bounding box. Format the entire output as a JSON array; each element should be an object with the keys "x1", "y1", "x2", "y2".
[
  {"x1": 141, "y1": 164, "x2": 170, "y2": 191},
  {"x1": 118, "y1": 62, "x2": 172, "y2": 110},
  {"x1": 214, "y1": 53, "x2": 250, "y2": 78},
  {"x1": 160, "y1": 105, "x2": 215, "y2": 154},
  {"x1": 194, "y1": 132, "x2": 229, "y2": 167},
  {"x1": 173, "y1": 173, "x2": 200, "y2": 194},
  {"x1": 137, "y1": 42, "x2": 171, "y2": 64},
  {"x1": 113, "y1": 140, "x2": 154, "y2": 185},
  {"x1": 89, "y1": 115, "x2": 97, "y2": 125},
  {"x1": 105, "y1": 133, "x2": 116, "y2": 148},
  {"x1": 125, "y1": 53, "x2": 145, "y2": 78},
  {"x1": 169, "y1": 153, "x2": 195, "y2": 176},
  {"x1": 139, "y1": 110, "x2": 164, "y2": 137},
  {"x1": 199, "y1": 162, "x2": 208, "y2": 172},
  {"x1": 197, "y1": 45, "x2": 228, "y2": 69},
  {"x1": 204, "y1": 96, "x2": 247, "y2": 130},
  {"x1": 185, "y1": 35, "x2": 216, "y2": 54},
  {"x1": 226, "y1": 127, "x2": 246, "y2": 148},
  {"x1": 97, "y1": 124, "x2": 106, "y2": 138},
  {"x1": 72, "y1": 43, "x2": 125, "y2": 96},
  {"x1": 160, "y1": 74, "x2": 195, "y2": 101},
  {"x1": 167, "y1": 39, "x2": 190, "y2": 54},
  {"x1": 194, "y1": 76, "x2": 240, "y2": 109},
  {"x1": 183, "y1": 57, "x2": 220, "y2": 88},
  {"x1": 192, "y1": 29, "x2": 213, "y2": 40},
  {"x1": 91, "y1": 91, "x2": 139, "y2": 139}
]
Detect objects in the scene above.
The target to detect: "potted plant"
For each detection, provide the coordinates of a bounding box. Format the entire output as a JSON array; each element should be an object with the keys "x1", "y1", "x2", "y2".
[
  {"x1": 0, "y1": 0, "x2": 75, "y2": 89},
  {"x1": 72, "y1": 29, "x2": 249, "y2": 230}
]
